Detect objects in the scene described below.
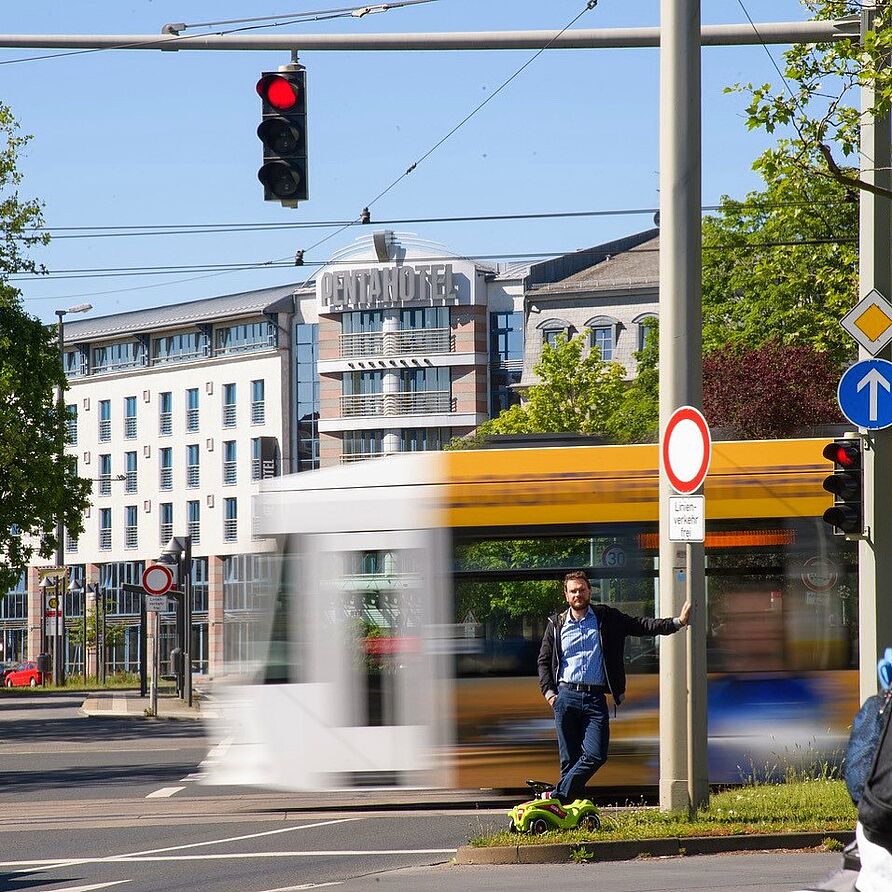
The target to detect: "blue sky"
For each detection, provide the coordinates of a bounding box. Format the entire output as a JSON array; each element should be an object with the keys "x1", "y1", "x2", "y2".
[{"x1": 2, "y1": 0, "x2": 811, "y2": 322}]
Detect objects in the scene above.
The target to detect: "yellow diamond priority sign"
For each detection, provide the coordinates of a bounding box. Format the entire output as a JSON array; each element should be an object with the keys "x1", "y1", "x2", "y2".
[{"x1": 841, "y1": 289, "x2": 892, "y2": 355}]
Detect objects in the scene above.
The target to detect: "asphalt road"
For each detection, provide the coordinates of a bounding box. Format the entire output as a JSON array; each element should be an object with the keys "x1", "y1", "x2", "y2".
[{"x1": 0, "y1": 692, "x2": 852, "y2": 892}]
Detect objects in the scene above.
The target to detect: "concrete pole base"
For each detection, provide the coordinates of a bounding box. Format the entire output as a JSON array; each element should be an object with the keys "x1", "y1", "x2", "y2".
[{"x1": 660, "y1": 779, "x2": 690, "y2": 813}]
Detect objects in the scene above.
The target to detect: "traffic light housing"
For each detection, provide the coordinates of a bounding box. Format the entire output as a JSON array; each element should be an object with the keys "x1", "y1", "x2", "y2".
[
  {"x1": 257, "y1": 68, "x2": 308, "y2": 205},
  {"x1": 822, "y1": 438, "x2": 863, "y2": 537}
]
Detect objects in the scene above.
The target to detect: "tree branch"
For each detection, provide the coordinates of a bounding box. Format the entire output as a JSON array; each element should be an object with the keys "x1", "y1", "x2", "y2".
[{"x1": 818, "y1": 142, "x2": 892, "y2": 199}]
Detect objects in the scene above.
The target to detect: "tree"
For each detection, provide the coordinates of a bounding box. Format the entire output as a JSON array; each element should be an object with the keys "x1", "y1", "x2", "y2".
[
  {"x1": 0, "y1": 103, "x2": 91, "y2": 591},
  {"x1": 732, "y1": 1, "x2": 892, "y2": 201},
  {"x1": 702, "y1": 339, "x2": 844, "y2": 438},
  {"x1": 604, "y1": 318, "x2": 660, "y2": 444},
  {"x1": 447, "y1": 333, "x2": 627, "y2": 449}
]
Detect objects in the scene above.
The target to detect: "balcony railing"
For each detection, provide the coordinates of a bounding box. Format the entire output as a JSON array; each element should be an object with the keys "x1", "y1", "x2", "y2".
[
  {"x1": 159, "y1": 467, "x2": 172, "y2": 490},
  {"x1": 125, "y1": 471, "x2": 137, "y2": 493},
  {"x1": 251, "y1": 401, "x2": 265, "y2": 425},
  {"x1": 186, "y1": 408, "x2": 199, "y2": 432},
  {"x1": 251, "y1": 458, "x2": 261, "y2": 481},
  {"x1": 99, "y1": 529, "x2": 112, "y2": 550},
  {"x1": 65, "y1": 536, "x2": 78, "y2": 553},
  {"x1": 338, "y1": 328, "x2": 453, "y2": 358},
  {"x1": 159, "y1": 413, "x2": 172, "y2": 437},
  {"x1": 98, "y1": 420, "x2": 111, "y2": 442},
  {"x1": 340, "y1": 392, "x2": 385, "y2": 417},
  {"x1": 124, "y1": 417, "x2": 137, "y2": 439},
  {"x1": 98, "y1": 475, "x2": 112, "y2": 496},
  {"x1": 125, "y1": 527, "x2": 138, "y2": 549},
  {"x1": 341, "y1": 390, "x2": 453, "y2": 417},
  {"x1": 223, "y1": 404, "x2": 236, "y2": 427},
  {"x1": 187, "y1": 466, "x2": 200, "y2": 487},
  {"x1": 187, "y1": 521, "x2": 200, "y2": 544},
  {"x1": 66, "y1": 420, "x2": 77, "y2": 445},
  {"x1": 340, "y1": 451, "x2": 387, "y2": 463},
  {"x1": 160, "y1": 522, "x2": 172, "y2": 546},
  {"x1": 223, "y1": 518, "x2": 237, "y2": 541},
  {"x1": 223, "y1": 461, "x2": 237, "y2": 485}
]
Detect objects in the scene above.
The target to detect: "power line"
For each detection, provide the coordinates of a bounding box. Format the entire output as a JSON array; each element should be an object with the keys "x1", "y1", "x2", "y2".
[{"x1": 23, "y1": 200, "x2": 851, "y2": 240}]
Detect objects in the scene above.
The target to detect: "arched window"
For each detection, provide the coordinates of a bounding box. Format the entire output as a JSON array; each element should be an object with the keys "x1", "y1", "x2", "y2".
[
  {"x1": 537, "y1": 317, "x2": 572, "y2": 348},
  {"x1": 632, "y1": 313, "x2": 658, "y2": 352},
  {"x1": 584, "y1": 315, "x2": 620, "y2": 362}
]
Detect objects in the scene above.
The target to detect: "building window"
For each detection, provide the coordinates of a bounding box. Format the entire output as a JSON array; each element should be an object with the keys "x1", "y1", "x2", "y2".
[
  {"x1": 342, "y1": 430, "x2": 384, "y2": 462},
  {"x1": 186, "y1": 444, "x2": 200, "y2": 488},
  {"x1": 65, "y1": 404, "x2": 78, "y2": 445},
  {"x1": 187, "y1": 500, "x2": 200, "y2": 544},
  {"x1": 223, "y1": 440, "x2": 237, "y2": 485},
  {"x1": 223, "y1": 383, "x2": 236, "y2": 427},
  {"x1": 543, "y1": 328, "x2": 565, "y2": 348},
  {"x1": 186, "y1": 388, "x2": 199, "y2": 432},
  {"x1": 124, "y1": 396, "x2": 137, "y2": 439},
  {"x1": 251, "y1": 379, "x2": 265, "y2": 425},
  {"x1": 192, "y1": 557, "x2": 209, "y2": 613},
  {"x1": 397, "y1": 367, "x2": 451, "y2": 414},
  {"x1": 159, "y1": 391, "x2": 172, "y2": 437},
  {"x1": 489, "y1": 311, "x2": 523, "y2": 415},
  {"x1": 0, "y1": 573, "x2": 27, "y2": 621},
  {"x1": 251, "y1": 437, "x2": 262, "y2": 481},
  {"x1": 399, "y1": 428, "x2": 450, "y2": 452},
  {"x1": 160, "y1": 502, "x2": 173, "y2": 547},
  {"x1": 63, "y1": 348, "x2": 86, "y2": 379},
  {"x1": 215, "y1": 320, "x2": 276, "y2": 355},
  {"x1": 342, "y1": 311, "x2": 384, "y2": 334},
  {"x1": 341, "y1": 371, "x2": 384, "y2": 418},
  {"x1": 340, "y1": 311, "x2": 384, "y2": 358},
  {"x1": 224, "y1": 497, "x2": 237, "y2": 542},
  {"x1": 99, "y1": 561, "x2": 145, "y2": 618},
  {"x1": 159, "y1": 447, "x2": 173, "y2": 490},
  {"x1": 590, "y1": 326, "x2": 614, "y2": 362},
  {"x1": 399, "y1": 306, "x2": 448, "y2": 331},
  {"x1": 92, "y1": 340, "x2": 144, "y2": 374},
  {"x1": 152, "y1": 330, "x2": 209, "y2": 365},
  {"x1": 125, "y1": 451, "x2": 137, "y2": 493},
  {"x1": 65, "y1": 527, "x2": 78, "y2": 553},
  {"x1": 99, "y1": 508, "x2": 112, "y2": 550},
  {"x1": 636, "y1": 315, "x2": 658, "y2": 352},
  {"x1": 98, "y1": 400, "x2": 111, "y2": 442},
  {"x1": 124, "y1": 505, "x2": 138, "y2": 549},
  {"x1": 295, "y1": 323, "x2": 319, "y2": 472},
  {"x1": 223, "y1": 553, "x2": 274, "y2": 613},
  {"x1": 396, "y1": 307, "x2": 450, "y2": 353},
  {"x1": 98, "y1": 454, "x2": 112, "y2": 496}
]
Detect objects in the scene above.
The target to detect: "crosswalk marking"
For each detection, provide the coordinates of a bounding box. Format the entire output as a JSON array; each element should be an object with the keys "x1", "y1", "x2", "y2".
[
  {"x1": 145, "y1": 786, "x2": 185, "y2": 798},
  {"x1": 39, "y1": 882, "x2": 132, "y2": 892}
]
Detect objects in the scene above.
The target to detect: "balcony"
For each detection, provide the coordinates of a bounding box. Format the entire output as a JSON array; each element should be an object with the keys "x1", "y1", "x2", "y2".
[
  {"x1": 251, "y1": 401, "x2": 265, "y2": 425},
  {"x1": 65, "y1": 536, "x2": 78, "y2": 553},
  {"x1": 98, "y1": 475, "x2": 112, "y2": 497},
  {"x1": 186, "y1": 408, "x2": 199, "y2": 432},
  {"x1": 98, "y1": 420, "x2": 111, "y2": 442},
  {"x1": 187, "y1": 466, "x2": 200, "y2": 488},
  {"x1": 124, "y1": 417, "x2": 137, "y2": 439},
  {"x1": 340, "y1": 451, "x2": 387, "y2": 463},
  {"x1": 223, "y1": 461, "x2": 237, "y2": 485},
  {"x1": 125, "y1": 527, "x2": 138, "y2": 549},
  {"x1": 66, "y1": 421, "x2": 77, "y2": 445},
  {"x1": 125, "y1": 471, "x2": 137, "y2": 493},
  {"x1": 159, "y1": 468, "x2": 172, "y2": 490},
  {"x1": 223, "y1": 518, "x2": 237, "y2": 542},
  {"x1": 187, "y1": 521, "x2": 200, "y2": 544},
  {"x1": 251, "y1": 458, "x2": 261, "y2": 481},
  {"x1": 159, "y1": 413, "x2": 172, "y2": 437},
  {"x1": 160, "y1": 522, "x2": 172, "y2": 546},
  {"x1": 339, "y1": 390, "x2": 453, "y2": 418},
  {"x1": 223, "y1": 404, "x2": 236, "y2": 427},
  {"x1": 99, "y1": 529, "x2": 112, "y2": 550},
  {"x1": 338, "y1": 328, "x2": 452, "y2": 358}
]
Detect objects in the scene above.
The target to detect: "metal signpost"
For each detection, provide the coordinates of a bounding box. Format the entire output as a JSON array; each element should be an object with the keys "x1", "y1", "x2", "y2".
[
  {"x1": 661, "y1": 406, "x2": 711, "y2": 811},
  {"x1": 142, "y1": 565, "x2": 175, "y2": 717}
]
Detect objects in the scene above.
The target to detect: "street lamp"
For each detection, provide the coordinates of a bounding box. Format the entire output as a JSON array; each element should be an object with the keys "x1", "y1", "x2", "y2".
[
  {"x1": 68, "y1": 578, "x2": 84, "y2": 679},
  {"x1": 53, "y1": 303, "x2": 91, "y2": 689}
]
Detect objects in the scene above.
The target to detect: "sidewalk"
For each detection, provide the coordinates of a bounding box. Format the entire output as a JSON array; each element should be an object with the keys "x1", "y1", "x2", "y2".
[{"x1": 79, "y1": 689, "x2": 209, "y2": 719}]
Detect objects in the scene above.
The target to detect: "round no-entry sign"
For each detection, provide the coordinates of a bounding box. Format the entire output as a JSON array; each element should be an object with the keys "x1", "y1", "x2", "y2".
[
  {"x1": 142, "y1": 564, "x2": 174, "y2": 596},
  {"x1": 661, "y1": 406, "x2": 712, "y2": 494}
]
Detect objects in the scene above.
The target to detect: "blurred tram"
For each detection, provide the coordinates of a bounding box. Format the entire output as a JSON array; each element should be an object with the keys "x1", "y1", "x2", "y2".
[{"x1": 203, "y1": 438, "x2": 859, "y2": 793}]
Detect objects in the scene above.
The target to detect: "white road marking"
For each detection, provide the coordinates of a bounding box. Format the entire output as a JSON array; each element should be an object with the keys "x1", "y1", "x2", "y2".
[
  {"x1": 3, "y1": 850, "x2": 455, "y2": 865},
  {"x1": 178, "y1": 772, "x2": 202, "y2": 782},
  {"x1": 252, "y1": 884, "x2": 342, "y2": 892},
  {"x1": 42, "y1": 883, "x2": 132, "y2": 892},
  {"x1": 4, "y1": 817, "x2": 363, "y2": 872},
  {"x1": 145, "y1": 786, "x2": 185, "y2": 798}
]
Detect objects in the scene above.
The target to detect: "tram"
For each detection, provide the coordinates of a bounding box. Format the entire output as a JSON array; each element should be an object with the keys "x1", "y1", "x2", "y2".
[{"x1": 203, "y1": 438, "x2": 858, "y2": 792}]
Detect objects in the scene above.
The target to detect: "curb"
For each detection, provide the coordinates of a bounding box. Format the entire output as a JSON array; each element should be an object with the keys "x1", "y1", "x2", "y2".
[{"x1": 455, "y1": 830, "x2": 855, "y2": 864}]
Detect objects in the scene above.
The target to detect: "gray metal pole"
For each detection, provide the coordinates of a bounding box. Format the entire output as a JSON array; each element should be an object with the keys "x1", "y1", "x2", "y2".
[
  {"x1": 0, "y1": 20, "x2": 857, "y2": 53},
  {"x1": 184, "y1": 536, "x2": 192, "y2": 708},
  {"x1": 54, "y1": 310, "x2": 65, "y2": 688},
  {"x1": 658, "y1": 0, "x2": 706, "y2": 813},
  {"x1": 151, "y1": 611, "x2": 159, "y2": 717},
  {"x1": 858, "y1": 4, "x2": 892, "y2": 701}
]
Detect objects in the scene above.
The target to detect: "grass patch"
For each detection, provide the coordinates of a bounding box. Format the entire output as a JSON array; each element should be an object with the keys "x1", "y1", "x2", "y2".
[
  {"x1": 471, "y1": 779, "x2": 856, "y2": 847},
  {"x1": 1, "y1": 673, "x2": 177, "y2": 693}
]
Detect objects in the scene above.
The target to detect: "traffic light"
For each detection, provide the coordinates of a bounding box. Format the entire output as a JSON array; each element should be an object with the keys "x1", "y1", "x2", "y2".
[
  {"x1": 256, "y1": 67, "x2": 308, "y2": 204},
  {"x1": 822, "y1": 438, "x2": 863, "y2": 536}
]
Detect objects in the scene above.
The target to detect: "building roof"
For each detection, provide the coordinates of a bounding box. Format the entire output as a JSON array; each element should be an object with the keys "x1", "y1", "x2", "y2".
[
  {"x1": 63, "y1": 283, "x2": 300, "y2": 343},
  {"x1": 528, "y1": 230, "x2": 659, "y2": 296}
]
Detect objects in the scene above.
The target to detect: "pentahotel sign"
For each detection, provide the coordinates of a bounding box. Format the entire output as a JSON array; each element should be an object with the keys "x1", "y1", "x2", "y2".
[{"x1": 318, "y1": 263, "x2": 460, "y2": 310}]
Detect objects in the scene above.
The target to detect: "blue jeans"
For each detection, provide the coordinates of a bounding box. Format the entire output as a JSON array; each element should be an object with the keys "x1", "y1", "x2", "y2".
[{"x1": 552, "y1": 687, "x2": 609, "y2": 802}]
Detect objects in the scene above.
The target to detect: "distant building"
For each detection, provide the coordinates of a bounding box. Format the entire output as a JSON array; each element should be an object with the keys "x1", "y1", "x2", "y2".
[{"x1": 10, "y1": 228, "x2": 660, "y2": 677}]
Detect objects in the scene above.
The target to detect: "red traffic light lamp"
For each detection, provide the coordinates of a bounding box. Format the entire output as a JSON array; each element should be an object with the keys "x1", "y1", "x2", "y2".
[
  {"x1": 821, "y1": 438, "x2": 864, "y2": 537},
  {"x1": 257, "y1": 68, "x2": 308, "y2": 205}
]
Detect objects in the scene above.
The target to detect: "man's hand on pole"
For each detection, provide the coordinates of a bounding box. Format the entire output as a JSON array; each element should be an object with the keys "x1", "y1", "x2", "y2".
[{"x1": 678, "y1": 600, "x2": 692, "y2": 627}]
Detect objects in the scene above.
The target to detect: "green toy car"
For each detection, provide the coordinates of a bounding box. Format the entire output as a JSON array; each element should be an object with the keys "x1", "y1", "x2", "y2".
[{"x1": 508, "y1": 780, "x2": 602, "y2": 834}]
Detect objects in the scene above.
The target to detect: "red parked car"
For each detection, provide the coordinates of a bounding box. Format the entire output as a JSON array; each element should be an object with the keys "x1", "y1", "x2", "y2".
[{"x1": 4, "y1": 661, "x2": 43, "y2": 688}]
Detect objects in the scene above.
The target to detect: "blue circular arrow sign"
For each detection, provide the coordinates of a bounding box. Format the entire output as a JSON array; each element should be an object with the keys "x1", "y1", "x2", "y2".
[{"x1": 838, "y1": 358, "x2": 892, "y2": 430}]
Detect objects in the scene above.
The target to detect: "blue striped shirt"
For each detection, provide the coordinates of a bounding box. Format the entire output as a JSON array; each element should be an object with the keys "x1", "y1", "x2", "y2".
[{"x1": 559, "y1": 607, "x2": 606, "y2": 686}]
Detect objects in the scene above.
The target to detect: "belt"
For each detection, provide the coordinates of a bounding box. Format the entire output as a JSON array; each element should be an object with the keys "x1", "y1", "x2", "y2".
[{"x1": 559, "y1": 681, "x2": 607, "y2": 694}]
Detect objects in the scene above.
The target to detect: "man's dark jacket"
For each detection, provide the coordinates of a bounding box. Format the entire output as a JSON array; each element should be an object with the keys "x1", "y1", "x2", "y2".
[{"x1": 537, "y1": 604, "x2": 679, "y2": 706}]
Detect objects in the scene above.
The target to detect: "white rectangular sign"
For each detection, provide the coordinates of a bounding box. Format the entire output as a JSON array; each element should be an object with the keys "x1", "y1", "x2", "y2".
[
  {"x1": 669, "y1": 495, "x2": 705, "y2": 542},
  {"x1": 145, "y1": 595, "x2": 169, "y2": 612}
]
